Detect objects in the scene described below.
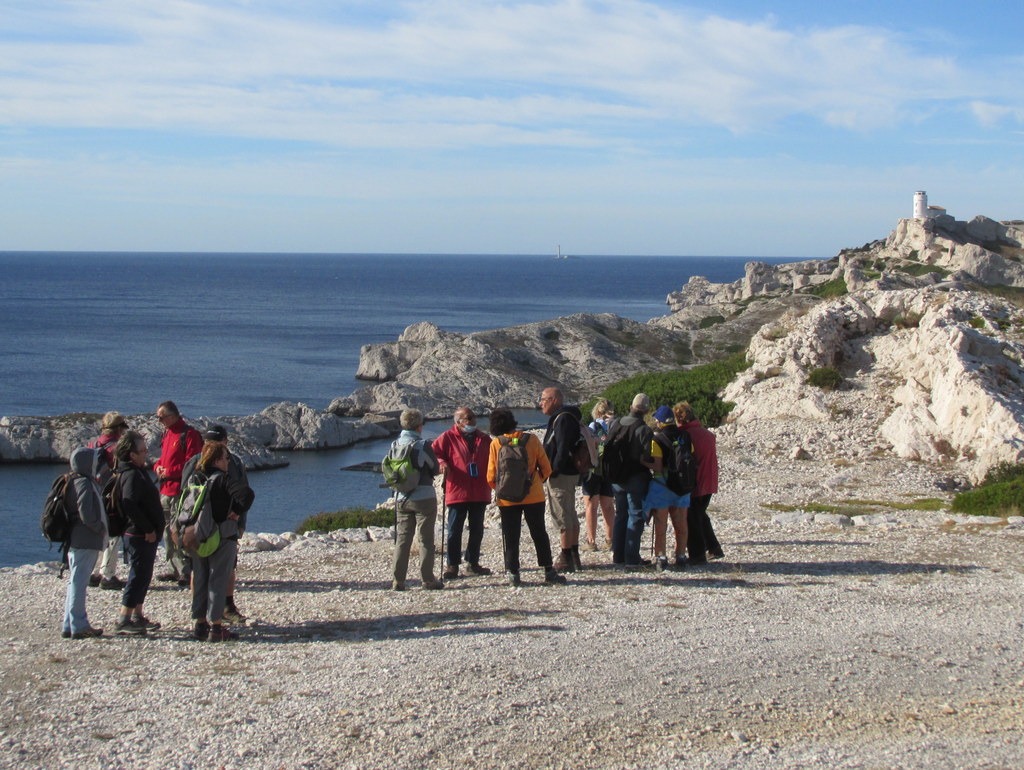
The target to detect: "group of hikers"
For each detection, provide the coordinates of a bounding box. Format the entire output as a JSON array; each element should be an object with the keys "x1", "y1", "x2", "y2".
[
  {"x1": 387, "y1": 387, "x2": 721, "y2": 590},
  {"x1": 57, "y1": 401, "x2": 254, "y2": 641},
  {"x1": 54, "y1": 387, "x2": 720, "y2": 641}
]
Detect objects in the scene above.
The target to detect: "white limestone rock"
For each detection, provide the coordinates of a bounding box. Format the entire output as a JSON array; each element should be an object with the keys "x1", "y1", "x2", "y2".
[
  {"x1": 723, "y1": 288, "x2": 1024, "y2": 483},
  {"x1": 332, "y1": 313, "x2": 690, "y2": 418}
]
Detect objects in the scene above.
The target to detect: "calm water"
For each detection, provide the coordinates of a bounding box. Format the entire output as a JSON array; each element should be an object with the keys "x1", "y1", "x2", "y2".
[{"x1": 0, "y1": 252, "x2": 805, "y2": 567}]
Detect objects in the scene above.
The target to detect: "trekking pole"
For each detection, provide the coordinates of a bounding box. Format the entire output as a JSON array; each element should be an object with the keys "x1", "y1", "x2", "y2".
[
  {"x1": 392, "y1": 488, "x2": 398, "y2": 543},
  {"x1": 439, "y1": 473, "x2": 446, "y2": 568}
]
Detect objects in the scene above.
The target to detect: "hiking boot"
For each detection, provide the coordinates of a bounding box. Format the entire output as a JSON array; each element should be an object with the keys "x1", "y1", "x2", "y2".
[
  {"x1": 99, "y1": 576, "x2": 125, "y2": 590},
  {"x1": 177, "y1": 578, "x2": 190, "y2": 588},
  {"x1": 581, "y1": 540, "x2": 597, "y2": 552},
  {"x1": 391, "y1": 581, "x2": 406, "y2": 591},
  {"x1": 208, "y1": 625, "x2": 238, "y2": 643},
  {"x1": 89, "y1": 573, "x2": 101, "y2": 588},
  {"x1": 157, "y1": 571, "x2": 179, "y2": 583},
  {"x1": 570, "y1": 547, "x2": 583, "y2": 572},
  {"x1": 61, "y1": 630, "x2": 71, "y2": 639},
  {"x1": 193, "y1": 621, "x2": 211, "y2": 641},
  {"x1": 443, "y1": 565, "x2": 460, "y2": 580},
  {"x1": 554, "y1": 549, "x2": 575, "y2": 573},
  {"x1": 132, "y1": 615, "x2": 161, "y2": 631},
  {"x1": 422, "y1": 579, "x2": 444, "y2": 590},
  {"x1": 71, "y1": 626, "x2": 103, "y2": 640},
  {"x1": 508, "y1": 572, "x2": 522, "y2": 587},
  {"x1": 656, "y1": 556, "x2": 669, "y2": 572},
  {"x1": 675, "y1": 555, "x2": 691, "y2": 570},
  {"x1": 544, "y1": 567, "x2": 567, "y2": 585},
  {"x1": 709, "y1": 550, "x2": 725, "y2": 561},
  {"x1": 223, "y1": 605, "x2": 247, "y2": 624},
  {"x1": 466, "y1": 563, "x2": 492, "y2": 576},
  {"x1": 115, "y1": 616, "x2": 147, "y2": 635}
]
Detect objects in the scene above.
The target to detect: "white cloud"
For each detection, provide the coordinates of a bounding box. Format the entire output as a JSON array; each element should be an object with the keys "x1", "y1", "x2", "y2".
[{"x1": 0, "y1": 0, "x2": 1013, "y2": 148}]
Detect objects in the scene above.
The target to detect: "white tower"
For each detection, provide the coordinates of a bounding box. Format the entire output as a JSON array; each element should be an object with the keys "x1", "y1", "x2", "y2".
[{"x1": 913, "y1": 191, "x2": 927, "y2": 219}]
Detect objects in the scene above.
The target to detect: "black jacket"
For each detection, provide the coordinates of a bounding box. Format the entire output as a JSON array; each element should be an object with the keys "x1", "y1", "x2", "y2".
[
  {"x1": 543, "y1": 405, "x2": 583, "y2": 477},
  {"x1": 116, "y1": 460, "x2": 164, "y2": 538}
]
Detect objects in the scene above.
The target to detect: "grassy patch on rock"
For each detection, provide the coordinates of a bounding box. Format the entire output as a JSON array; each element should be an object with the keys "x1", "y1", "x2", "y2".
[
  {"x1": 951, "y1": 462, "x2": 1024, "y2": 516},
  {"x1": 581, "y1": 352, "x2": 749, "y2": 427},
  {"x1": 297, "y1": 507, "x2": 395, "y2": 534}
]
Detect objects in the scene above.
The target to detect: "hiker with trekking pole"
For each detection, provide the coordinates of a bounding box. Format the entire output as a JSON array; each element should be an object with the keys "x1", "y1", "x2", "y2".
[
  {"x1": 432, "y1": 407, "x2": 494, "y2": 581},
  {"x1": 381, "y1": 409, "x2": 444, "y2": 592}
]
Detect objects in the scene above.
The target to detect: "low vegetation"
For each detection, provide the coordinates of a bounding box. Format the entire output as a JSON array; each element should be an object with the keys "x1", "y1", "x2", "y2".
[
  {"x1": 297, "y1": 507, "x2": 394, "y2": 534},
  {"x1": 804, "y1": 277, "x2": 848, "y2": 299},
  {"x1": 806, "y1": 366, "x2": 843, "y2": 390},
  {"x1": 951, "y1": 462, "x2": 1024, "y2": 516},
  {"x1": 763, "y1": 498, "x2": 945, "y2": 514},
  {"x1": 582, "y1": 351, "x2": 750, "y2": 427}
]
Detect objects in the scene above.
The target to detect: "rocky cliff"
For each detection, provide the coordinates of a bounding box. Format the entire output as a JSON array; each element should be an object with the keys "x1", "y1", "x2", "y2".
[
  {"x1": 329, "y1": 314, "x2": 690, "y2": 418},
  {"x1": 0, "y1": 403, "x2": 390, "y2": 465}
]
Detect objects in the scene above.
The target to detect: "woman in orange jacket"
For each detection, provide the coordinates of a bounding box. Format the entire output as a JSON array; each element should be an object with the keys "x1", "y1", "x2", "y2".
[{"x1": 487, "y1": 408, "x2": 566, "y2": 587}]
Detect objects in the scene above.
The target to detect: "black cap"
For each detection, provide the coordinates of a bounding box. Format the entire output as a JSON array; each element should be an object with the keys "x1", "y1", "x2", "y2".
[{"x1": 204, "y1": 424, "x2": 228, "y2": 441}]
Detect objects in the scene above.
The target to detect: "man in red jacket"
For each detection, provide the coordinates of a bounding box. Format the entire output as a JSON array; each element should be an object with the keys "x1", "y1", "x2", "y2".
[
  {"x1": 153, "y1": 400, "x2": 203, "y2": 586},
  {"x1": 432, "y1": 407, "x2": 493, "y2": 580}
]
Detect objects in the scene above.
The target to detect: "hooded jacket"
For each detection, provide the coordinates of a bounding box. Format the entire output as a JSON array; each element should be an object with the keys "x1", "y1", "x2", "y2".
[{"x1": 68, "y1": 447, "x2": 107, "y2": 551}]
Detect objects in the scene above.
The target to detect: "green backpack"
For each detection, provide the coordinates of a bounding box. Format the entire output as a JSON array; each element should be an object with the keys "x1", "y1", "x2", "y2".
[
  {"x1": 173, "y1": 471, "x2": 222, "y2": 558},
  {"x1": 381, "y1": 441, "x2": 420, "y2": 495}
]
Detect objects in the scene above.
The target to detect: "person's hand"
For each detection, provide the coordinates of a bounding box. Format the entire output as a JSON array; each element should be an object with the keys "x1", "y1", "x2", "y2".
[
  {"x1": 228, "y1": 512, "x2": 239, "y2": 521},
  {"x1": 144, "y1": 531, "x2": 158, "y2": 543}
]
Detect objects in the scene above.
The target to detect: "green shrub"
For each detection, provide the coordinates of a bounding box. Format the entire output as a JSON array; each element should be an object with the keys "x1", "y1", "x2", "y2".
[
  {"x1": 806, "y1": 366, "x2": 843, "y2": 390},
  {"x1": 980, "y1": 461, "x2": 1024, "y2": 487},
  {"x1": 296, "y1": 507, "x2": 394, "y2": 534},
  {"x1": 805, "y1": 277, "x2": 848, "y2": 299},
  {"x1": 896, "y1": 263, "x2": 949, "y2": 278},
  {"x1": 951, "y1": 478, "x2": 1024, "y2": 517},
  {"x1": 581, "y1": 352, "x2": 749, "y2": 427},
  {"x1": 968, "y1": 315, "x2": 985, "y2": 329},
  {"x1": 698, "y1": 315, "x2": 726, "y2": 329}
]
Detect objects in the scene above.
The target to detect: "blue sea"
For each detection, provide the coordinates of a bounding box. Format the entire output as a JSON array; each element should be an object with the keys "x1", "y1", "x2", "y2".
[{"x1": 0, "y1": 251, "x2": 805, "y2": 568}]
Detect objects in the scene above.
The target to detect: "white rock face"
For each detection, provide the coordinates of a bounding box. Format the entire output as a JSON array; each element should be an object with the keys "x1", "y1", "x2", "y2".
[
  {"x1": 333, "y1": 315, "x2": 690, "y2": 418},
  {"x1": 0, "y1": 403, "x2": 389, "y2": 462},
  {"x1": 722, "y1": 288, "x2": 1024, "y2": 482}
]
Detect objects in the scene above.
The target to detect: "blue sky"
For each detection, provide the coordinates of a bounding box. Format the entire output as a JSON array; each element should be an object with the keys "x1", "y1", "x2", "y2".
[{"x1": 1, "y1": 0, "x2": 1021, "y2": 256}]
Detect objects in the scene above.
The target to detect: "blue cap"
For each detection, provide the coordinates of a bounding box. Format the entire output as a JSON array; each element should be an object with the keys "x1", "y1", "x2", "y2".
[{"x1": 653, "y1": 406, "x2": 674, "y2": 424}]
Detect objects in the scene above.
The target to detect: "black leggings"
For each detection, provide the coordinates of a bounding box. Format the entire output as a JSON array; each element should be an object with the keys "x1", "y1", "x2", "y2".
[{"x1": 499, "y1": 501, "x2": 553, "y2": 574}]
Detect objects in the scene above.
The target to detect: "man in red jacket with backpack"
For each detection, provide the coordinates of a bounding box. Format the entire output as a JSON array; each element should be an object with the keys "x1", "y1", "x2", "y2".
[{"x1": 153, "y1": 400, "x2": 203, "y2": 586}]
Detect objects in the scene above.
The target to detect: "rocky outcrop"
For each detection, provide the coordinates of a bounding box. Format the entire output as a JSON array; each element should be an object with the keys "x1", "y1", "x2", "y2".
[
  {"x1": 330, "y1": 315, "x2": 691, "y2": 418},
  {"x1": 720, "y1": 288, "x2": 1024, "y2": 482},
  {"x1": 0, "y1": 403, "x2": 391, "y2": 464}
]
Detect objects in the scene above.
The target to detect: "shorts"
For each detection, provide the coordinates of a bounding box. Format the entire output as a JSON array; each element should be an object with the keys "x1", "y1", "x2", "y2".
[
  {"x1": 581, "y1": 472, "x2": 613, "y2": 498},
  {"x1": 642, "y1": 478, "x2": 691, "y2": 511}
]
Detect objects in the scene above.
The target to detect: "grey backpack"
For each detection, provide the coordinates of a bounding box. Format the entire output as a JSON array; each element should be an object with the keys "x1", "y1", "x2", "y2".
[{"x1": 494, "y1": 434, "x2": 533, "y2": 502}]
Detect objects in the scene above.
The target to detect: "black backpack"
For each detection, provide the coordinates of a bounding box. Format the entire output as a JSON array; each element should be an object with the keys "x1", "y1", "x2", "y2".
[
  {"x1": 601, "y1": 418, "x2": 646, "y2": 484},
  {"x1": 101, "y1": 471, "x2": 127, "y2": 537},
  {"x1": 655, "y1": 426, "x2": 698, "y2": 496},
  {"x1": 41, "y1": 472, "x2": 75, "y2": 571}
]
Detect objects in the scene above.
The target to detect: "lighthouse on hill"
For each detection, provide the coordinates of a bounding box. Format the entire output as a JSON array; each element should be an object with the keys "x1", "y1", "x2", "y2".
[{"x1": 913, "y1": 191, "x2": 947, "y2": 220}]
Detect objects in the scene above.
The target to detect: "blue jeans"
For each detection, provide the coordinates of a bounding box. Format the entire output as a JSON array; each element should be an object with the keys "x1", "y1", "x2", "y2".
[
  {"x1": 612, "y1": 472, "x2": 650, "y2": 565},
  {"x1": 446, "y1": 502, "x2": 487, "y2": 566},
  {"x1": 63, "y1": 548, "x2": 99, "y2": 634}
]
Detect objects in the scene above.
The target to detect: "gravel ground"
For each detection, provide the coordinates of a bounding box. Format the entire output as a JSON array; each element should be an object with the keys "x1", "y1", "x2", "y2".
[{"x1": 2, "y1": 416, "x2": 1023, "y2": 769}]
